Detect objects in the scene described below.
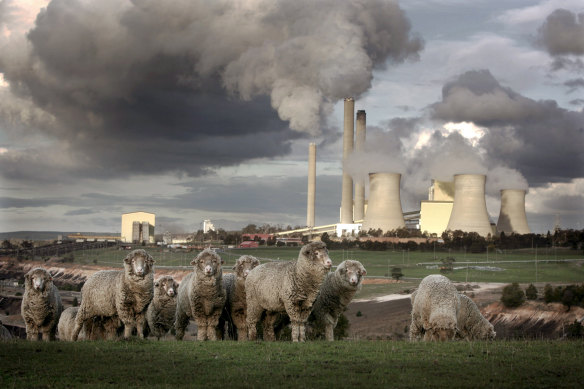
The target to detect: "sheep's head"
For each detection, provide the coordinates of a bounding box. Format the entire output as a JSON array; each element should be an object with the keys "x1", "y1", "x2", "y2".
[
  {"x1": 124, "y1": 249, "x2": 155, "y2": 278},
  {"x1": 233, "y1": 255, "x2": 260, "y2": 279},
  {"x1": 25, "y1": 268, "x2": 53, "y2": 292},
  {"x1": 425, "y1": 315, "x2": 457, "y2": 342},
  {"x1": 337, "y1": 260, "x2": 367, "y2": 288},
  {"x1": 191, "y1": 249, "x2": 223, "y2": 277},
  {"x1": 155, "y1": 276, "x2": 178, "y2": 297},
  {"x1": 300, "y1": 241, "x2": 332, "y2": 270},
  {"x1": 482, "y1": 322, "x2": 496, "y2": 341}
]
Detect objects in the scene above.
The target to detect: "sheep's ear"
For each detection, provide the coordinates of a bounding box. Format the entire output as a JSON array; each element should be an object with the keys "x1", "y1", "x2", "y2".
[
  {"x1": 232, "y1": 264, "x2": 238, "y2": 271},
  {"x1": 154, "y1": 282, "x2": 160, "y2": 287},
  {"x1": 190, "y1": 258, "x2": 197, "y2": 266},
  {"x1": 148, "y1": 256, "x2": 155, "y2": 265},
  {"x1": 220, "y1": 259, "x2": 224, "y2": 265},
  {"x1": 124, "y1": 254, "x2": 133, "y2": 264},
  {"x1": 360, "y1": 268, "x2": 367, "y2": 276},
  {"x1": 25, "y1": 273, "x2": 30, "y2": 281}
]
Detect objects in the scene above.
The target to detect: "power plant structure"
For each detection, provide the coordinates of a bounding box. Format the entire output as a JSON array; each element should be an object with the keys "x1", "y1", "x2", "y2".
[
  {"x1": 446, "y1": 174, "x2": 494, "y2": 237},
  {"x1": 306, "y1": 142, "x2": 316, "y2": 228},
  {"x1": 354, "y1": 110, "x2": 367, "y2": 222},
  {"x1": 361, "y1": 172, "x2": 406, "y2": 232},
  {"x1": 340, "y1": 97, "x2": 355, "y2": 225},
  {"x1": 121, "y1": 211, "x2": 155, "y2": 243},
  {"x1": 496, "y1": 189, "x2": 531, "y2": 234},
  {"x1": 419, "y1": 180, "x2": 454, "y2": 236}
]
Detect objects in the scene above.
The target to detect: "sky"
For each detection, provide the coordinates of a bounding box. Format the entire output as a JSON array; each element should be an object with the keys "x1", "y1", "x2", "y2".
[{"x1": 0, "y1": 0, "x2": 583, "y2": 235}]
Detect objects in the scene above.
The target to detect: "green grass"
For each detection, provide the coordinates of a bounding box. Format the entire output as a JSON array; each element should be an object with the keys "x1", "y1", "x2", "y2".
[{"x1": 1, "y1": 340, "x2": 583, "y2": 388}]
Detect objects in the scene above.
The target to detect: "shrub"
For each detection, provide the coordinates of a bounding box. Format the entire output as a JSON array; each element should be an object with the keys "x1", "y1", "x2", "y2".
[
  {"x1": 544, "y1": 284, "x2": 554, "y2": 303},
  {"x1": 501, "y1": 283, "x2": 525, "y2": 308},
  {"x1": 525, "y1": 284, "x2": 538, "y2": 300},
  {"x1": 391, "y1": 267, "x2": 404, "y2": 280},
  {"x1": 565, "y1": 320, "x2": 583, "y2": 338}
]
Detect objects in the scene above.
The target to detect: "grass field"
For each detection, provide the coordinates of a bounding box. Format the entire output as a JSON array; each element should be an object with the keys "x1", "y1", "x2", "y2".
[{"x1": 1, "y1": 340, "x2": 582, "y2": 388}]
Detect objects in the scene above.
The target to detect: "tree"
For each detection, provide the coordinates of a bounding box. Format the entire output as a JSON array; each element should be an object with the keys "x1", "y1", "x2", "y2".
[
  {"x1": 544, "y1": 284, "x2": 554, "y2": 303},
  {"x1": 242, "y1": 224, "x2": 258, "y2": 234},
  {"x1": 501, "y1": 283, "x2": 525, "y2": 308},
  {"x1": 1, "y1": 240, "x2": 13, "y2": 250},
  {"x1": 525, "y1": 284, "x2": 538, "y2": 300}
]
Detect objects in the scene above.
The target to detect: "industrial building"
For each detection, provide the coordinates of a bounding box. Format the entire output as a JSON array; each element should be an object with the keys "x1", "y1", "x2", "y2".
[
  {"x1": 419, "y1": 180, "x2": 454, "y2": 236},
  {"x1": 121, "y1": 212, "x2": 155, "y2": 244}
]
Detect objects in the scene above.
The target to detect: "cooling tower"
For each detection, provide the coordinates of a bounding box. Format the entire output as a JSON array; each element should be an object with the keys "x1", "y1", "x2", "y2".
[
  {"x1": 354, "y1": 110, "x2": 366, "y2": 221},
  {"x1": 446, "y1": 174, "x2": 492, "y2": 237},
  {"x1": 362, "y1": 173, "x2": 405, "y2": 232},
  {"x1": 306, "y1": 142, "x2": 316, "y2": 227},
  {"x1": 496, "y1": 189, "x2": 530, "y2": 234},
  {"x1": 340, "y1": 97, "x2": 355, "y2": 224}
]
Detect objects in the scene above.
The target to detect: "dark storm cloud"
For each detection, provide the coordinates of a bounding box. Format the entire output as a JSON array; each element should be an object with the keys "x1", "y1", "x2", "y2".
[
  {"x1": 564, "y1": 78, "x2": 584, "y2": 93},
  {"x1": 536, "y1": 9, "x2": 584, "y2": 56},
  {"x1": 430, "y1": 70, "x2": 584, "y2": 186},
  {"x1": 0, "y1": 196, "x2": 66, "y2": 208},
  {"x1": 569, "y1": 98, "x2": 584, "y2": 106},
  {"x1": 0, "y1": 0, "x2": 422, "y2": 182},
  {"x1": 64, "y1": 208, "x2": 96, "y2": 216},
  {"x1": 543, "y1": 195, "x2": 584, "y2": 213}
]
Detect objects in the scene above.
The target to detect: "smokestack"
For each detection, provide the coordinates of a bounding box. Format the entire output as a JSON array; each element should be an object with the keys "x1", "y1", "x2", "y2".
[
  {"x1": 354, "y1": 110, "x2": 366, "y2": 221},
  {"x1": 362, "y1": 172, "x2": 405, "y2": 232},
  {"x1": 497, "y1": 189, "x2": 530, "y2": 234},
  {"x1": 446, "y1": 174, "x2": 492, "y2": 237},
  {"x1": 340, "y1": 97, "x2": 355, "y2": 224},
  {"x1": 306, "y1": 142, "x2": 316, "y2": 227}
]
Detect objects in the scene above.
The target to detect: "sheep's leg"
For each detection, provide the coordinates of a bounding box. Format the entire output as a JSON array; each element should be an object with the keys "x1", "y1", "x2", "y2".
[
  {"x1": 205, "y1": 314, "x2": 221, "y2": 341},
  {"x1": 246, "y1": 303, "x2": 263, "y2": 341},
  {"x1": 263, "y1": 313, "x2": 278, "y2": 341},
  {"x1": 290, "y1": 321, "x2": 301, "y2": 342},
  {"x1": 236, "y1": 326, "x2": 247, "y2": 341},
  {"x1": 135, "y1": 313, "x2": 147, "y2": 339},
  {"x1": 325, "y1": 323, "x2": 334, "y2": 341},
  {"x1": 26, "y1": 328, "x2": 39, "y2": 341},
  {"x1": 174, "y1": 307, "x2": 189, "y2": 340},
  {"x1": 194, "y1": 317, "x2": 208, "y2": 341},
  {"x1": 298, "y1": 323, "x2": 306, "y2": 342}
]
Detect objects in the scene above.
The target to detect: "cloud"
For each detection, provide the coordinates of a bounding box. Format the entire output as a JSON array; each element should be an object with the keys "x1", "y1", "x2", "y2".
[
  {"x1": 536, "y1": 9, "x2": 584, "y2": 56},
  {"x1": 0, "y1": 0, "x2": 422, "y2": 183},
  {"x1": 564, "y1": 78, "x2": 584, "y2": 93}
]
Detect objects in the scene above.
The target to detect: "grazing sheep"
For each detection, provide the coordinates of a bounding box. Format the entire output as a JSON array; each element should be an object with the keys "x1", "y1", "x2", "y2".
[
  {"x1": 72, "y1": 249, "x2": 154, "y2": 340},
  {"x1": 457, "y1": 294, "x2": 496, "y2": 340},
  {"x1": 0, "y1": 319, "x2": 13, "y2": 341},
  {"x1": 245, "y1": 241, "x2": 332, "y2": 342},
  {"x1": 58, "y1": 307, "x2": 121, "y2": 341},
  {"x1": 308, "y1": 260, "x2": 367, "y2": 341},
  {"x1": 409, "y1": 274, "x2": 459, "y2": 342},
  {"x1": 219, "y1": 255, "x2": 261, "y2": 341},
  {"x1": 146, "y1": 276, "x2": 179, "y2": 340},
  {"x1": 21, "y1": 268, "x2": 63, "y2": 341},
  {"x1": 175, "y1": 249, "x2": 226, "y2": 341}
]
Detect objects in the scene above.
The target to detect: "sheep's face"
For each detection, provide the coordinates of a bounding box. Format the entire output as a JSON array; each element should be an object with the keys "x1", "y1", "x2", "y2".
[
  {"x1": 483, "y1": 324, "x2": 496, "y2": 340},
  {"x1": 155, "y1": 277, "x2": 178, "y2": 297},
  {"x1": 338, "y1": 260, "x2": 367, "y2": 287},
  {"x1": 191, "y1": 250, "x2": 223, "y2": 277},
  {"x1": 124, "y1": 250, "x2": 155, "y2": 278},
  {"x1": 25, "y1": 268, "x2": 52, "y2": 292},
  {"x1": 301, "y1": 242, "x2": 332, "y2": 270},
  {"x1": 234, "y1": 255, "x2": 260, "y2": 279},
  {"x1": 427, "y1": 328, "x2": 456, "y2": 342}
]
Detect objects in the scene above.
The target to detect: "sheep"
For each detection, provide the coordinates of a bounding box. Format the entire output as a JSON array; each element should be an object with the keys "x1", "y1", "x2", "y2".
[
  {"x1": 146, "y1": 275, "x2": 179, "y2": 340},
  {"x1": 58, "y1": 307, "x2": 121, "y2": 341},
  {"x1": 409, "y1": 274, "x2": 459, "y2": 342},
  {"x1": 21, "y1": 267, "x2": 63, "y2": 341},
  {"x1": 0, "y1": 319, "x2": 13, "y2": 341},
  {"x1": 308, "y1": 260, "x2": 367, "y2": 341},
  {"x1": 72, "y1": 249, "x2": 154, "y2": 340},
  {"x1": 175, "y1": 249, "x2": 226, "y2": 341},
  {"x1": 457, "y1": 294, "x2": 496, "y2": 340},
  {"x1": 219, "y1": 255, "x2": 261, "y2": 341},
  {"x1": 245, "y1": 241, "x2": 332, "y2": 342}
]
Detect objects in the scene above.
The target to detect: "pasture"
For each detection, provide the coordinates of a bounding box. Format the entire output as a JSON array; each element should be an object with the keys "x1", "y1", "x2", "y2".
[{"x1": 1, "y1": 339, "x2": 583, "y2": 388}]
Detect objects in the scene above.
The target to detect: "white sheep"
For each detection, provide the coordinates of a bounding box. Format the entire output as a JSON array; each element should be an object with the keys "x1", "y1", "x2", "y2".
[
  {"x1": 457, "y1": 294, "x2": 496, "y2": 340},
  {"x1": 72, "y1": 249, "x2": 154, "y2": 340},
  {"x1": 21, "y1": 267, "x2": 63, "y2": 341},
  {"x1": 308, "y1": 260, "x2": 367, "y2": 341},
  {"x1": 58, "y1": 307, "x2": 121, "y2": 341},
  {"x1": 146, "y1": 275, "x2": 179, "y2": 340},
  {"x1": 245, "y1": 241, "x2": 332, "y2": 342},
  {"x1": 175, "y1": 249, "x2": 226, "y2": 341},
  {"x1": 219, "y1": 255, "x2": 260, "y2": 341},
  {"x1": 409, "y1": 274, "x2": 459, "y2": 342}
]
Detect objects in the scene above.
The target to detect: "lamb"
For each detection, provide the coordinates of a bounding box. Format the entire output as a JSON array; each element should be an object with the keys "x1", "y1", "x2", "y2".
[
  {"x1": 456, "y1": 294, "x2": 496, "y2": 340},
  {"x1": 245, "y1": 241, "x2": 332, "y2": 342},
  {"x1": 219, "y1": 255, "x2": 260, "y2": 341},
  {"x1": 146, "y1": 275, "x2": 179, "y2": 340},
  {"x1": 72, "y1": 249, "x2": 154, "y2": 340},
  {"x1": 175, "y1": 249, "x2": 226, "y2": 341},
  {"x1": 308, "y1": 260, "x2": 367, "y2": 341},
  {"x1": 409, "y1": 274, "x2": 459, "y2": 341},
  {"x1": 0, "y1": 319, "x2": 13, "y2": 341},
  {"x1": 21, "y1": 267, "x2": 63, "y2": 341}
]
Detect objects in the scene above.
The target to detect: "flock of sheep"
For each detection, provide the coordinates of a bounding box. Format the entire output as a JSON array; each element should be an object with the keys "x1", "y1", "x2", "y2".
[{"x1": 14, "y1": 241, "x2": 495, "y2": 343}]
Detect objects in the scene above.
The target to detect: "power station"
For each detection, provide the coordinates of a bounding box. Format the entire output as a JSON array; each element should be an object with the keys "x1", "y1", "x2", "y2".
[{"x1": 121, "y1": 212, "x2": 155, "y2": 243}]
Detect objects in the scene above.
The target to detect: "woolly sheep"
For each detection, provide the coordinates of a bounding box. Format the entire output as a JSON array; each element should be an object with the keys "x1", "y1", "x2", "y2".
[
  {"x1": 72, "y1": 249, "x2": 154, "y2": 340},
  {"x1": 457, "y1": 294, "x2": 496, "y2": 340},
  {"x1": 58, "y1": 307, "x2": 121, "y2": 341},
  {"x1": 0, "y1": 319, "x2": 13, "y2": 341},
  {"x1": 21, "y1": 267, "x2": 63, "y2": 341},
  {"x1": 245, "y1": 241, "x2": 332, "y2": 342},
  {"x1": 146, "y1": 275, "x2": 179, "y2": 340},
  {"x1": 219, "y1": 255, "x2": 260, "y2": 341},
  {"x1": 308, "y1": 260, "x2": 367, "y2": 341},
  {"x1": 175, "y1": 249, "x2": 226, "y2": 341},
  {"x1": 409, "y1": 274, "x2": 459, "y2": 342}
]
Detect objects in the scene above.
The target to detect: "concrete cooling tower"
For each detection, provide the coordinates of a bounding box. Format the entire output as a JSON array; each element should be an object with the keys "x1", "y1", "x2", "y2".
[
  {"x1": 496, "y1": 189, "x2": 530, "y2": 234},
  {"x1": 446, "y1": 174, "x2": 493, "y2": 237},
  {"x1": 362, "y1": 172, "x2": 405, "y2": 232},
  {"x1": 354, "y1": 110, "x2": 366, "y2": 222},
  {"x1": 340, "y1": 97, "x2": 355, "y2": 224},
  {"x1": 306, "y1": 142, "x2": 316, "y2": 228}
]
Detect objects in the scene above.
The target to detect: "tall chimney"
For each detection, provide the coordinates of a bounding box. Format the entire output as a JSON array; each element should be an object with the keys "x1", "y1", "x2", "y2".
[
  {"x1": 446, "y1": 174, "x2": 492, "y2": 237},
  {"x1": 497, "y1": 189, "x2": 530, "y2": 234},
  {"x1": 354, "y1": 110, "x2": 366, "y2": 222},
  {"x1": 362, "y1": 172, "x2": 405, "y2": 232},
  {"x1": 340, "y1": 97, "x2": 355, "y2": 224},
  {"x1": 306, "y1": 142, "x2": 316, "y2": 227}
]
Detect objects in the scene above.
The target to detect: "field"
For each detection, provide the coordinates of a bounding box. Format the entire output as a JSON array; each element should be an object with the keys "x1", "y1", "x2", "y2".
[{"x1": 1, "y1": 340, "x2": 583, "y2": 388}]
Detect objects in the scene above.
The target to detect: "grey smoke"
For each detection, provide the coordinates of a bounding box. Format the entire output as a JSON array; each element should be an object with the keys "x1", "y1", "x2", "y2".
[{"x1": 536, "y1": 9, "x2": 584, "y2": 56}]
